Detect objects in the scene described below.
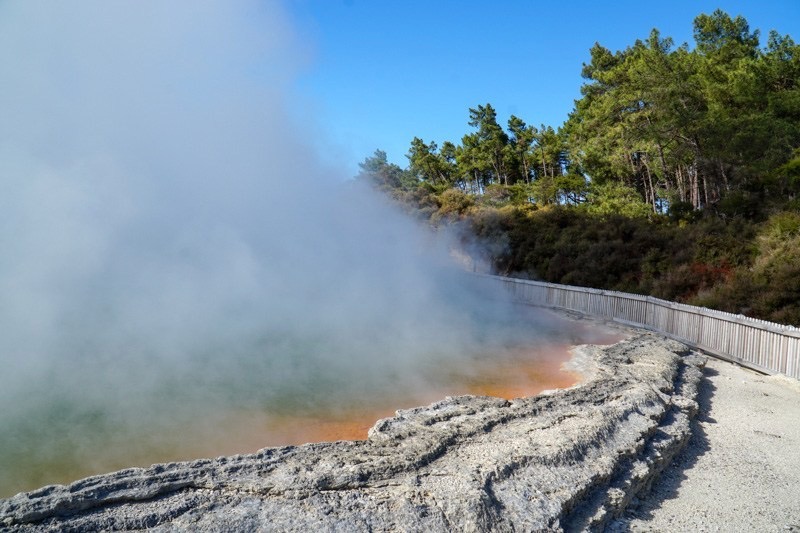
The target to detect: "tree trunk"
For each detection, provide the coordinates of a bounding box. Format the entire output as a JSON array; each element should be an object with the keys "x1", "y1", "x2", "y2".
[
  {"x1": 643, "y1": 156, "x2": 657, "y2": 213},
  {"x1": 541, "y1": 147, "x2": 547, "y2": 180},
  {"x1": 522, "y1": 157, "x2": 530, "y2": 184},
  {"x1": 718, "y1": 159, "x2": 729, "y2": 191},
  {"x1": 655, "y1": 141, "x2": 671, "y2": 194}
]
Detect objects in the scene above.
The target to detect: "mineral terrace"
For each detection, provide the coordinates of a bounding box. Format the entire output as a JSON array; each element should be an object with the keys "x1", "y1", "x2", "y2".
[{"x1": 0, "y1": 333, "x2": 705, "y2": 531}]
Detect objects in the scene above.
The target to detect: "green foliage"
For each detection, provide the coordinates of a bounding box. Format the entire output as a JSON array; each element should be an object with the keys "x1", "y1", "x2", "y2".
[
  {"x1": 583, "y1": 182, "x2": 652, "y2": 218},
  {"x1": 358, "y1": 9, "x2": 800, "y2": 325},
  {"x1": 432, "y1": 189, "x2": 474, "y2": 224},
  {"x1": 467, "y1": 104, "x2": 511, "y2": 185},
  {"x1": 667, "y1": 201, "x2": 698, "y2": 223},
  {"x1": 567, "y1": 11, "x2": 800, "y2": 214},
  {"x1": 357, "y1": 150, "x2": 410, "y2": 190},
  {"x1": 693, "y1": 9, "x2": 759, "y2": 60},
  {"x1": 692, "y1": 212, "x2": 800, "y2": 325},
  {"x1": 769, "y1": 150, "x2": 800, "y2": 203},
  {"x1": 714, "y1": 191, "x2": 762, "y2": 220},
  {"x1": 407, "y1": 137, "x2": 456, "y2": 185},
  {"x1": 759, "y1": 211, "x2": 800, "y2": 247},
  {"x1": 507, "y1": 115, "x2": 536, "y2": 183},
  {"x1": 461, "y1": 206, "x2": 755, "y2": 305}
]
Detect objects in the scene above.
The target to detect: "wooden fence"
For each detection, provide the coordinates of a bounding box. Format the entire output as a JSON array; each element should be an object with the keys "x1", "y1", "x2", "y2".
[{"x1": 478, "y1": 274, "x2": 800, "y2": 380}]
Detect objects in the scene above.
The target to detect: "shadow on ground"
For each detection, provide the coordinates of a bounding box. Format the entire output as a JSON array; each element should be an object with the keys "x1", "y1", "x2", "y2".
[{"x1": 618, "y1": 365, "x2": 718, "y2": 525}]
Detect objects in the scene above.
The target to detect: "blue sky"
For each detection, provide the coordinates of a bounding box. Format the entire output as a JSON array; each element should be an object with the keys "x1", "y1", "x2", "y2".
[{"x1": 287, "y1": 0, "x2": 799, "y2": 177}]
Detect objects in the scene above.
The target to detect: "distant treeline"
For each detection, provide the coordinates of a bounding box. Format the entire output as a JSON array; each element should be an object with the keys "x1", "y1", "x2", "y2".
[{"x1": 357, "y1": 10, "x2": 800, "y2": 326}]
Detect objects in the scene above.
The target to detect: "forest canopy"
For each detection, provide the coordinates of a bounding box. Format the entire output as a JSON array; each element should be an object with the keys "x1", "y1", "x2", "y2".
[{"x1": 357, "y1": 10, "x2": 800, "y2": 326}]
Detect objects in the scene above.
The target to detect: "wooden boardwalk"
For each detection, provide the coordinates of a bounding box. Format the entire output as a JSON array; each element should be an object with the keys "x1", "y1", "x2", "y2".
[{"x1": 480, "y1": 274, "x2": 800, "y2": 380}]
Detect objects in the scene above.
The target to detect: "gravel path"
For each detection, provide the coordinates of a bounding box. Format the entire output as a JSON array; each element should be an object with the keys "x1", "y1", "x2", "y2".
[{"x1": 612, "y1": 357, "x2": 800, "y2": 532}]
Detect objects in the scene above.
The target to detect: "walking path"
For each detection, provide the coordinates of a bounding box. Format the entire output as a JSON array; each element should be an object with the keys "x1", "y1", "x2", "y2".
[{"x1": 612, "y1": 357, "x2": 800, "y2": 531}]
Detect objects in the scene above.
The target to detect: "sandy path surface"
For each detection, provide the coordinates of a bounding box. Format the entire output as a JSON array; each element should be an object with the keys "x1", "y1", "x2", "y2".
[{"x1": 612, "y1": 357, "x2": 800, "y2": 532}]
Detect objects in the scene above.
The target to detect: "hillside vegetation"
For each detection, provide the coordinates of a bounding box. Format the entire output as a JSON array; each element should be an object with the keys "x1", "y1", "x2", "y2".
[{"x1": 357, "y1": 10, "x2": 800, "y2": 326}]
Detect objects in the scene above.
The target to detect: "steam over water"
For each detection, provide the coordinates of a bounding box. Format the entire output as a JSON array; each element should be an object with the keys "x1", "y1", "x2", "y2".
[{"x1": 0, "y1": 1, "x2": 619, "y2": 497}]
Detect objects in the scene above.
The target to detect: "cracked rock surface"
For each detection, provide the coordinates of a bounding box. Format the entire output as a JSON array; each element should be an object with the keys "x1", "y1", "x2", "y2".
[{"x1": 0, "y1": 334, "x2": 704, "y2": 531}]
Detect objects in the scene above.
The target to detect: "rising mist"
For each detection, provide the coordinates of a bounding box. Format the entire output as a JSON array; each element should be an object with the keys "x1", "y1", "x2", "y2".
[{"x1": 0, "y1": 1, "x2": 610, "y2": 496}]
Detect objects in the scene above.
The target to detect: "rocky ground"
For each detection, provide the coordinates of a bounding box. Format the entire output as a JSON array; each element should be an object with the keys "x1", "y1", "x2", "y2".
[{"x1": 1, "y1": 333, "x2": 707, "y2": 531}]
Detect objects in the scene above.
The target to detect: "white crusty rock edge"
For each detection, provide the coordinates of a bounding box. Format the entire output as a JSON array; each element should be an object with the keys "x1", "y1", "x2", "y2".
[{"x1": 0, "y1": 334, "x2": 705, "y2": 531}]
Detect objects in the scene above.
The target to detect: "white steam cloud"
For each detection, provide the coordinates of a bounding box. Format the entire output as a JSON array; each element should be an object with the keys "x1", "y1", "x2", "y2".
[{"x1": 0, "y1": 1, "x2": 607, "y2": 496}]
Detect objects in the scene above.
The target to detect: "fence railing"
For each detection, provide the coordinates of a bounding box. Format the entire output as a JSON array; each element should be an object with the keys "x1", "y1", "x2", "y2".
[{"x1": 478, "y1": 274, "x2": 800, "y2": 380}]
